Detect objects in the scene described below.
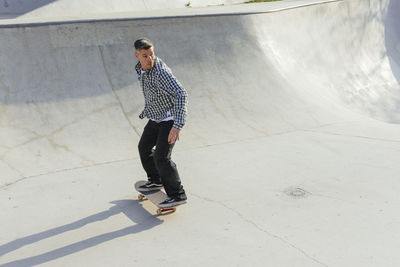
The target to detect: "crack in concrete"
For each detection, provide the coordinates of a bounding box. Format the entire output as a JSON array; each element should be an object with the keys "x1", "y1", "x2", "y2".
[
  {"x1": 303, "y1": 129, "x2": 400, "y2": 144},
  {"x1": 0, "y1": 120, "x2": 375, "y2": 192},
  {"x1": 178, "y1": 121, "x2": 354, "y2": 154},
  {"x1": 190, "y1": 192, "x2": 329, "y2": 267},
  {"x1": 233, "y1": 111, "x2": 270, "y2": 136},
  {"x1": 46, "y1": 137, "x2": 96, "y2": 165},
  {"x1": 0, "y1": 157, "x2": 137, "y2": 190},
  {"x1": 4, "y1": 102, "x2": 119, "y2": 151},
  {"x1": 0, "y1": 156, "x2": 24, "y2": 178},
  {"x1": 6, "y1": 128, "x2": 43, "y2": 150},
  {"x1": 0, "y1": 102, "x2": 120, "y2": 187},
  {"x1": 3, "y1": 102, "x2": 118, "y2": 153},
  {"x1": 98, "y1": 45, "x2": 140, "y2": 137},
  {"x1": 47, "y1": 102, "x2": 119, "y2": 137}
]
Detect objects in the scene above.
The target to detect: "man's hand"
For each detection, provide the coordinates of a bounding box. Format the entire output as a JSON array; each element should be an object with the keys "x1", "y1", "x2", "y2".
[{"x1": 168, "y1": 127, "x2": 180, "y2": 144}]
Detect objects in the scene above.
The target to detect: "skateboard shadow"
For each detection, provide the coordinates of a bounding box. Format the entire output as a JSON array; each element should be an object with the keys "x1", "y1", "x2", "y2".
[{"x1": 0, "y1": 199, "x2": 162, "y2": 267}]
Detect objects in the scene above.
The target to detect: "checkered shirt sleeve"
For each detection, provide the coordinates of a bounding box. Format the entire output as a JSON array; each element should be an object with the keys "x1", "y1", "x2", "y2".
[{"x1": 157, "y1": 67, "x2": 188, "y2": 130}]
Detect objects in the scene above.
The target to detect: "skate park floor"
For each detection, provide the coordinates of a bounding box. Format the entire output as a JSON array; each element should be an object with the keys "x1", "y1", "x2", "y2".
[{"x1": 1, "y1": 0, "x2": 400, "y2": 266}]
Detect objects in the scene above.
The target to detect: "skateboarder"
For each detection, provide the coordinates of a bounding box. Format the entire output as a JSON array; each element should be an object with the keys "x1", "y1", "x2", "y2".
[{"x1": 134, "y1": 38, "x2": 187, "y2": 208}]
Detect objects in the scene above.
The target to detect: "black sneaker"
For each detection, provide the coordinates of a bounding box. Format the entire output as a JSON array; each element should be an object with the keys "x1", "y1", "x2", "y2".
[
  {"x1": 138, "y1": 181, "x2": 163, "y2": 192},
  {"x1": 159, "y1": 197, "x2": 187, "y2": 208}
]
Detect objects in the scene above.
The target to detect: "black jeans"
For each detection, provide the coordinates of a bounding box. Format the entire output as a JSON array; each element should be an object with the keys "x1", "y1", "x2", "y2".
[{"x1": 138, "y1": 120, "x2": 186, "y2": 199}]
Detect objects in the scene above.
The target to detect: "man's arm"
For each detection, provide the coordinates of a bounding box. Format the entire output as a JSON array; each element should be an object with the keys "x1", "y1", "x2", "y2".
[{"x1": 158, "y1": 68, "x2": 188, "y2": 130}]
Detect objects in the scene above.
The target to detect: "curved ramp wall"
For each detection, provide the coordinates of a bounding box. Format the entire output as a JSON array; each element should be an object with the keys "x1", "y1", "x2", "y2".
[
  {"x1": 0, "y1": 0, "x2": 245, "y2": 19},
  {"x1": 0, "y1": 0, "x2": 398, "y2": 185}
]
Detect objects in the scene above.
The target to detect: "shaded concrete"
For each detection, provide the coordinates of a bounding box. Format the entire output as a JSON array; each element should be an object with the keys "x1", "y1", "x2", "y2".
[{"x1": 0, "y1": 0, "x2": 246, "y2": 19}]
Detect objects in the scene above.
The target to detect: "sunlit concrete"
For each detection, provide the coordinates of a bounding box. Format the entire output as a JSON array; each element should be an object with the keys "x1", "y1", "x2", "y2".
[{"x1": 1, "y1": 0, "x2": 400, "y2": 266}]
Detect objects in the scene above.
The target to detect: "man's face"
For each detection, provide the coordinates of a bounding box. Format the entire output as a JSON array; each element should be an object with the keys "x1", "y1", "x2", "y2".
[{"x1": 135, "y1": 47, "x2": 155, "y2": 70}]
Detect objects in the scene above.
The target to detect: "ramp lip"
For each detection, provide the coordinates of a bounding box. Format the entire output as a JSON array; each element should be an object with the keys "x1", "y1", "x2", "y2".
[{"x1": 0, "y1": 0, "x2": 342, "y2": 28}]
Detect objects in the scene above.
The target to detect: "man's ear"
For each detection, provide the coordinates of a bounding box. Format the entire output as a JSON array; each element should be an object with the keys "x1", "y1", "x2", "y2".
[{"x1": 135, "y1": 50, "x2": 139, "y2": 59}]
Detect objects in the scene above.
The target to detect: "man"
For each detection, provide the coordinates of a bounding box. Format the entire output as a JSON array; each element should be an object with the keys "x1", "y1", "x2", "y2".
[{"x1": 134, "y1": 38, "x2": 188, "y2": 208}]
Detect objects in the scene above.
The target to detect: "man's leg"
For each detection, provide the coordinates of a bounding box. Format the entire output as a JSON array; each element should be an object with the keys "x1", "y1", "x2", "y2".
[
  {"x1": 153, "y1": 121, "x2": 186, "y2": 199},
  {"x1": 138, "y1": 120, "x2": 161, "y2": 183}
]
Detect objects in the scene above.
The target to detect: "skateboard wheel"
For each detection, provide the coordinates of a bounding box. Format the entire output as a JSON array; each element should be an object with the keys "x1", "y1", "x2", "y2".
[
  {"x1": 157, "y1": 207, "x2": 177, "y2": 215},
  {"x1": 138, "y1": 194, "x2": 145, "y2": 201}
]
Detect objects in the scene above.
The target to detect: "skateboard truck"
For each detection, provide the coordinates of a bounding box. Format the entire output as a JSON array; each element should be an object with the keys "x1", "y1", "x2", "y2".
[{"x1": 138, "y1": 193, "x2": 177, "y2": 215}]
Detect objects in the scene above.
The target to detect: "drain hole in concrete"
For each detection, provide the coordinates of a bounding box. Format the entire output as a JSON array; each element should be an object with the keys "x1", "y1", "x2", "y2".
[{"x1": 285, "y1": 187, "x2": 310, "y2": 198}]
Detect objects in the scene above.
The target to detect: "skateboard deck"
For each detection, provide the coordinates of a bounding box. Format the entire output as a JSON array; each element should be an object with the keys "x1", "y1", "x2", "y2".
[{"x1": 134, "y1": 180, "x2": 184, "y2": 215}]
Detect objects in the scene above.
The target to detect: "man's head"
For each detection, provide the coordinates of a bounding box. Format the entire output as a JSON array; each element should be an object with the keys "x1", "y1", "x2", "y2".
[{"x1": 135, "y1": 38, "x2": 155, "y2": 71}]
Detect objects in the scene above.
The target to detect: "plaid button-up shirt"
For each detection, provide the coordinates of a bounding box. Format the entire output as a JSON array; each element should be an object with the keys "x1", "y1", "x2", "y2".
[{"x1": 135, "y1": 57, "x2": 188, "y2": 130}]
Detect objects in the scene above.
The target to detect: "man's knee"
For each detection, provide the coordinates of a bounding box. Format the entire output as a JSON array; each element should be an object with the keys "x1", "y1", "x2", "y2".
[
  {"x1": 153, "y1": 153, "x2": 171, "y2": 169},
  {"x1": 138, "y1": 142, "x2": 154, "y2": 157}
]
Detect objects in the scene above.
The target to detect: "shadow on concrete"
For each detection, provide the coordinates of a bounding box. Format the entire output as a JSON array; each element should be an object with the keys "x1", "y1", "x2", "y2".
[
  {"x1": 384, "y1": 0, "x2": 400, "y2": 84},
  {"x1": 382, "y1": 0, "x2": 400, "y2": 123},
  {"x1": 0, "y1": 0, "x2": 57, "y2": 19},
  {"x1": 0, "y1": 200, "x2": 162, "y2": 266},
  {"x1": 0, "y1": 14, "x2": 263, "y2": 105}
]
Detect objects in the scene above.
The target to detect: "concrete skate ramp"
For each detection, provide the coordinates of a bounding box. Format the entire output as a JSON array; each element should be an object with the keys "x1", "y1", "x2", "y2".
[
  {"x1": 2, "y1": 1, "x2": 400, "y2": 266},
  {"x1": 1, "y1": 0, "x2": 399, "y2": 185},
  {"x1": 0, "y1": 0, "x2": 245, "y2": 19}
]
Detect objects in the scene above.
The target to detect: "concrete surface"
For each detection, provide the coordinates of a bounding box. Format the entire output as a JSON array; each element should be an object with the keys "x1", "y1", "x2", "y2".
[
  {"x1": 1, "y1": 0, "x2": 400, "y2": 266},
  {"x1": 0, "y1": 0, "x2": 338, "y2": 26},
  {"x1": 1, "y1": 0, "x2": 319, "y2": 20},
  {"x1": 0, "y1": 0, "x2": 246, "y2": 19}
]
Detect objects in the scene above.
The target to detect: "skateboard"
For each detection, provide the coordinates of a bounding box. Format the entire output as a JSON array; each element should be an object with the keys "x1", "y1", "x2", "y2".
[{"x1": 134, "y1": 180, "x2": 184, "y2": 215}]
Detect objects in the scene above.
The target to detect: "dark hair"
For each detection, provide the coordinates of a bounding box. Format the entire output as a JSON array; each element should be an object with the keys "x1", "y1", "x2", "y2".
[{"x1": 134, "y1": 38, "x2": 153, "y2": 51}]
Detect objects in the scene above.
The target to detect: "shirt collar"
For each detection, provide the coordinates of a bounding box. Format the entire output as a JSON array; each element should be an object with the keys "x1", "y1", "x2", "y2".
[{"x1": 135, "y1": 57, "x2": 159, "y2": 76}]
